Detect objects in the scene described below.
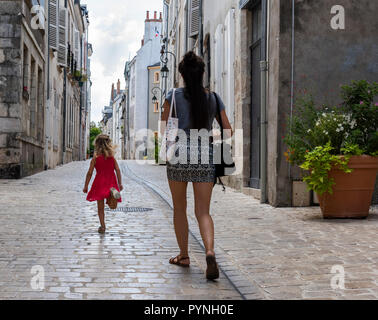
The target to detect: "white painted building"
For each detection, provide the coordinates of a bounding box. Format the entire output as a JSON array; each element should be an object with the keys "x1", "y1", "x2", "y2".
[{"x1": 126, "y1": 11, "x2": 162, "y2": 160}]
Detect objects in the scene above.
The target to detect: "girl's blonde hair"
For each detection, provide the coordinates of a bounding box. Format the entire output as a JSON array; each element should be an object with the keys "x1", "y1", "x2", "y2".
[{"x1": 94, "y1": 134, "x2": 117, "y2": 158}]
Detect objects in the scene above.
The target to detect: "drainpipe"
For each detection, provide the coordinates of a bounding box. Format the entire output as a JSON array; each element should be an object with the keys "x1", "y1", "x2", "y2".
[
  {"x1": 288, "y1": 0, "x2": 295, "y2": 182},
  {"x1": 45, "y1": 0, "x2": 50, "y2": 170},
  {"x1": 62, "y1": 67, "x2": 67, "y2": 164},
  {"x1": 199, "y1": 0, "x2": 203, "y2": 56},
  {"x1": 62, "y1": 0, "x2": 68, "y2": 165},
  {"x1": 260, "y1": 0, "x2": 268, "y2": 204},
  {"x1": 146, "y1": 67, "x2": 150, "y2": 157},
  {"x1": 127, "y1": 77, "x2": 130, "y2": 159}
]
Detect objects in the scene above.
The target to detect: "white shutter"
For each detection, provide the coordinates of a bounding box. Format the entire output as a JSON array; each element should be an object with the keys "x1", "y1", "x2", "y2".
[
  {"x1": 214, "y1": 24, "x2": 224, "y2": 95},
  {"x1": 74, "y1": 28, "x2": 80, "y2": 70},
  {"x1": 189, "y1": 0, "x2": 200, "y2": 37},
  {"x1": 57, "y1": 8, "x2": 67, "y2": 67},
  {"x1": 224, "y1": 9, "x2": 235, "y2": 124},
  {"x1": 48, "y1": 0, "x2": 58, "y2": 51}
]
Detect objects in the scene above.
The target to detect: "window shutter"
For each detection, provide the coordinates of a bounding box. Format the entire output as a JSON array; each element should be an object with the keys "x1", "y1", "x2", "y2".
[
  {"x1": 189, "y1": 0, "x2": 200, "y2": 38},
  {"x1": 224, "y1": 9, "x2": 235, "y2": 123},
  {"x1": 48, "y1": 0, "x2": 58, "y2": 51},
  {"x1": 214, "y1": 24, "x2": 224, "y2": 96},
  {"x1": 74, "y1": 28, "x2": 80, "y2": 70},
  {"x1": 58, "y1": 8, "x2": 67, "y2": 67}
]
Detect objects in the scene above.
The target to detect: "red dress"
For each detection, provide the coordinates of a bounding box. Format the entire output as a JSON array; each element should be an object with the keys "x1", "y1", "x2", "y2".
[{"x1": 86, "y1": 155, "x2": 122, "y2": 203}]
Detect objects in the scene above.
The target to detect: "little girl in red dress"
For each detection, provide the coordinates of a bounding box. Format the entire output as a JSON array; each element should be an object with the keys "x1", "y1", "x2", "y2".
[{"x1": 83, "y1": 134, "x2": 123, "y2": 234}]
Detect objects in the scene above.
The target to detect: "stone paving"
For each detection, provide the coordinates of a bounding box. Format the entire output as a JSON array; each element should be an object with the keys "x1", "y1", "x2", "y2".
[
  {"x1": 124, "y1": 160, "x2": 378, "y2": 300},
  {"x1": 0, "y1": 161, "x2": 241, "y2": 300}
]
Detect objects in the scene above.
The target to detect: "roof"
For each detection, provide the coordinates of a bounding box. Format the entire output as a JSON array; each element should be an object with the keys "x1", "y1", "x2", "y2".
[{"x1": 148, "y1": 62, "x2": 161, "y2": 68}]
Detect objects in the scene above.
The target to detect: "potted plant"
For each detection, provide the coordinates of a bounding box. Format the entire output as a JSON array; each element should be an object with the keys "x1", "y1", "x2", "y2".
[
  {"x1": 74, "y1": 70, "x2": 82, "y2": 81},
  {"x1": 285, "y1": 80, "x2": 378, "y2": 218}
]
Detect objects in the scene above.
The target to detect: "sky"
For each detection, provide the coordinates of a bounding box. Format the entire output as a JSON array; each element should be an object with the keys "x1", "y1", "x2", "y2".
[{"x1": 83, "y1": 0, "x2": 163, "y2": 124}]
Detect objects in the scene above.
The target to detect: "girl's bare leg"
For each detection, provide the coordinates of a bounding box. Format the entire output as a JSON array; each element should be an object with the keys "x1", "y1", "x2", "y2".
[
  {"x1": 192, "y1": 182, "x2": 215, "y2": 255},
  {"x1": 168, "y1": 180, "x2": 189, "y2": 258},
  {"x1": 97, "y1": 200, "x2": 105, "y2": 229}
]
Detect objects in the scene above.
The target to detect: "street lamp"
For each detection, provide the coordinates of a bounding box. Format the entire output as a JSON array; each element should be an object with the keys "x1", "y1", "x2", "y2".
[
  {"x1": 160, "y1": 64, "x2": 169, "y2": 79},
  {"x1": 160, "y1": 44, "x2": 176, "y2": 84},
  {"x1": 151, "y1": 86, "x2": 162, "y2": 107}
]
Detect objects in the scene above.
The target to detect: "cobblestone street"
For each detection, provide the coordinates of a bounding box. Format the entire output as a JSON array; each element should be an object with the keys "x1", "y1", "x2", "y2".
[
  {"x1": 1, "y1": 160, "x2": 378, "y2": 300},
  {"x1": 124, "y1": 161, "x2": 378, "y2": 300},
  {"x1": 0, "y1": 161, "x2": 241, "y2": 300}
]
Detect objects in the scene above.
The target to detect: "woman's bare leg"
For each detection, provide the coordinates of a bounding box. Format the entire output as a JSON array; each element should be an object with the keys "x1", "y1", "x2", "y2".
[
  {"x1": 97, "y1": 200, "x2": 105, "y2": 229},
  {"x1": 192, "y1": 182, "x2": 215, "y2": 255},
  {"x1": 168, "y1": 180, "x2": 189, "y2": 259}
]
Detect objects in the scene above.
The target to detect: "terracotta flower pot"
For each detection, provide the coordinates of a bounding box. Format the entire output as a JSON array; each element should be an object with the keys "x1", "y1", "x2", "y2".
[{"x1": 317, "y1": 155, "x2": 378, "y2": 219}]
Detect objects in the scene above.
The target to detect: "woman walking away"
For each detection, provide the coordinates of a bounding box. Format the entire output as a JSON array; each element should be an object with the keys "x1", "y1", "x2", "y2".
[
  {"x1": 83, "y1": 134, "x2": 123, "y2": 234},
  {"x1": 161, "y1": 51, "x2": 233, "y2": 280}
]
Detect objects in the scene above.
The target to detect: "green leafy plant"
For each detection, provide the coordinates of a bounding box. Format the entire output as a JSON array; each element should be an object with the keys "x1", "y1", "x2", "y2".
[
  {"x1": 300, "y1": 142, "x2": 352, "y2": 195},
  {"x1": 284, "y1": 94, "x2": 320, "y2": 166},
  {"x1": 284, "y1": 80, "x2": 378, "y2": 196},
  {"x1": 89, "y1": 122, "x2": 101, "y2": 156},
  {"x1": 341, "y1": 80, "x2": 378, "y2": 156}
]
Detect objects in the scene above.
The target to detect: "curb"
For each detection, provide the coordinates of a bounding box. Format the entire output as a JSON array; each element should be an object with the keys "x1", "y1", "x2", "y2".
[{"x1": 122, "y1": 162, "x2": 265, "y2": 300}]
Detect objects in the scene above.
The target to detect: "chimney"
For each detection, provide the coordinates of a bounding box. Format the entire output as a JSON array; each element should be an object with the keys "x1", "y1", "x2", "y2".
[
  {"x1": 154, "y1": 11, "x2": 157, "y2": 20},
  {"x1": 146, "y1": 11, "x2": 149, "y2": 20},
  {"x1": 111, "y1": 83, "x2": 115, "y2": 101},
  {"x1": 159, "y1": 12, "x2": 162, "y2": 21},
  {"x1": 117, "y1": 79, "x2": 121, "y2": 95},
  {"x1": 141, "y1": 39, "x2": 144, "y2": 47}
]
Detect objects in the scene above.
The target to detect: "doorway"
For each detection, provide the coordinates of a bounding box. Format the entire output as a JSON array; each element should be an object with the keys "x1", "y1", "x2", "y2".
[{"x1": 249, "y1": 1, "x2": 262, "y2": 189}]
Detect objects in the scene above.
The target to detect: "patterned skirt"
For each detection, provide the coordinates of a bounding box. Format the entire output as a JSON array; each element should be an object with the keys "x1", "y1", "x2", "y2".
[{"x1": 167, "y1": 137, "x2": 216, "y2": 183}]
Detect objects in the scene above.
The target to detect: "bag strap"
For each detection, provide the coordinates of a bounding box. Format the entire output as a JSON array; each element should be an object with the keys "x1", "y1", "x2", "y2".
[
  {"x1": 169, "y1": 88, "x2": 177, "y2": 118},
  {"x1": 213, "y1": 92, "x2": 224, "y2": 141}
]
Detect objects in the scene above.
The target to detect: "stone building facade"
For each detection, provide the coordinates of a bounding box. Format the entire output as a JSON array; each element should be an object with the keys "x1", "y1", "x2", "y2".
[
  {"x1": 122, "y1": 11, "x2": 162, "y2": 160},
  {"x1": 0, "y1": 0, "x2": 47, "y2": 178},
  {"x1": 111, "y1": 80, "x2": 124, "y2": 159},
  {"x1": 0, "y1": 0, "x2": 91, "y2": 179},
  {"x1": 161, "y1": 0, "x2": 378, "y2": 207}
]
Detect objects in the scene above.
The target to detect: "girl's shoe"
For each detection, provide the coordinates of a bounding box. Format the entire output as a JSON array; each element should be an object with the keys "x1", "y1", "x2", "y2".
[
  {"x1": 206, "y1": 254, "x2": 219, "y2": 280},
  {"x1": 98, "y1": 226, "x2": 106, "y2": 234},
  {"x1": 110, "y1": 187, "x2": 121, "y2": 200}
]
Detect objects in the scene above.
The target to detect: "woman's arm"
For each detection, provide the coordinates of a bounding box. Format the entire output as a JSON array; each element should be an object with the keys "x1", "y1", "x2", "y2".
[
  {"x1": 114, "y1": 159, "x2": 123, "y2": 191},
  {"x1": 216, "y1": 110, "x2": 233, "y2": 138},
  {"x1": 160, "y1": 100, "x2": 170, "y2": 136},
  {"x1": 161, "y1": 100, "x2": 170, "y2": 122},
  {"x1": 83, "y1": 157, "x2": 96, "y2": 193}
]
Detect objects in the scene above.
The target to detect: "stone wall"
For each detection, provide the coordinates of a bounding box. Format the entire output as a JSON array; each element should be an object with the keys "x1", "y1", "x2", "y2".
[
  {"x1": 271, "y1": 0, "x2": 378, "y2": 206},
  {"x1": 0, "y1": 0, "x2": 22, "y2": 178}
]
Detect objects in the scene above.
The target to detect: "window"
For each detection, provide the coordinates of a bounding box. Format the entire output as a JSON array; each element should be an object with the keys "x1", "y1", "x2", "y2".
[
  {"x1": 154, "y1": 71, "x2": 160, "y2": 83},
  {"x1": 30, "y1": 57, "x2": 36, "y2": 137},
  {"x1": 23, "y1": 45, "x2": 29, "y2": 90}
]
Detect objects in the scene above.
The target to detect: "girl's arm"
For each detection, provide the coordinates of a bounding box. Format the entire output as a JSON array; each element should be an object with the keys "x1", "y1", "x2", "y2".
[
  {"x1": 114, "y1": 159, "x2": 123, "y2": 191},
  {"x1": 83, "y1": 157, "x2": 96, "y2": 193}
]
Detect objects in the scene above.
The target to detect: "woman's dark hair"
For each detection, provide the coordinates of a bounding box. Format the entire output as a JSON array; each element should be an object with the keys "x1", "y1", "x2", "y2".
[{"x1": 178, "y1": 51, "x2": 210, "y2": 130}]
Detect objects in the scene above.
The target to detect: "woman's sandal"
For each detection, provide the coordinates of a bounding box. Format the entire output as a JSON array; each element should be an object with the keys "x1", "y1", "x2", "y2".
[
  {"x1": 169, "y1": 255, "x2": 190, "y2": 268},
  {"x1": 206, "y1": 254, "x2": 219, "y2": 280},
  {"x1": 98, "y1": 226, "x2": 106, "y2": 234}
]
